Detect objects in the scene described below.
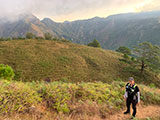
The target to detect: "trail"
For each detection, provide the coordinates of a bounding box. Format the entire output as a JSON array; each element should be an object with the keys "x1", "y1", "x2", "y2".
[{"x1": 107, "y1": 105, "x2": 160, "y2": 120}]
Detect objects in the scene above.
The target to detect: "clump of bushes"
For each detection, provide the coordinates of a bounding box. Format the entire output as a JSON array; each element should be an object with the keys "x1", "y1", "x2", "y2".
[{"x1": 0, "y1": 64, "x2": 15, "y2": 80}]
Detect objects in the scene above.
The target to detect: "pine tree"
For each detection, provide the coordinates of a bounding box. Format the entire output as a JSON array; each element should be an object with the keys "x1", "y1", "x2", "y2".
[
  {"x1": 88, "y1": 39, "x2": 101, "y2": 48},
  {"x1": 133, "y1": 42, "x2": 160, "y2": 74}
]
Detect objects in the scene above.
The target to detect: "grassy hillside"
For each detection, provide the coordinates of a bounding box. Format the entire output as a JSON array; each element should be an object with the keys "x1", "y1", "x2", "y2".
[
  {"x1": 0, "y1": 39, "x2": 159, "y2": 86},
  {"x1": 0, "y1": 39, "x2": 123, "y2": 81}
]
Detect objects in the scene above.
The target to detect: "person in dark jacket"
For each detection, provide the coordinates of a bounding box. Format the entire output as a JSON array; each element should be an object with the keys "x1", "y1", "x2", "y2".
[{"x1": 124, "y1": 77, "x2": 140, "y2": 119}]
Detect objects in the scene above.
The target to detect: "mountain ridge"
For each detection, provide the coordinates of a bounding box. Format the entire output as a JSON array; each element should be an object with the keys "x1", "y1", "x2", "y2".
[{"x1": 1, "y1": 11, "x2": 160, "y2": 49}]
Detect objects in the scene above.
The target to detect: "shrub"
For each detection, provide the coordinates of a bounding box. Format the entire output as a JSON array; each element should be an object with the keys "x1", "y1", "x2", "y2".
[
  {"x1": 88, "y1": 39, "x2": 101, "y2": 48},
  {"x1": 116, "y1": 46, "x2": 131, "y2": 55},
  {"x1": 44, "y1": 33, "x2": 53, "y2": 40},
  {"x1": 149, "y1": 83, "x2": 156, "y2": 88},
  {"x1": 0, "y1": 64, "x2": 15, "y2": 80},
  {"x1": 26, "y1": 32, "x2": 35, "y2": 39}
]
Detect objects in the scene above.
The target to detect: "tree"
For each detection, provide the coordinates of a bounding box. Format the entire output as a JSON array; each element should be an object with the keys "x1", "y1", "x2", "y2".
[
  {"x1": 133, "y1": 42, "x2": 160, "y2": 74},
  {"x1": 26, "y1": 32, "x2": 35, "y2": 39},
  {"x1": 88, "y1": 39, "x2": 101, "y2": 48},
  {"x1": 116, "y1": 46, "x2": 131, "y2": 55},
  {"x1": 44, "y1": 33, "x2": 52, "y2": 40}
]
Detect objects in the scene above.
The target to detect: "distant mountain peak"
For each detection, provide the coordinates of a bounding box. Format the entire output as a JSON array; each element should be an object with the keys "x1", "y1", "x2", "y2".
[
  {"x1": 41, "y1": 18, "x2": 56, "y2": 23},
  {"x1": 18, "y1": 13, "x2": 39, "y2": 23},
  {"x1": 64, "y1": 20, "x2": 70, "y2": 23}
]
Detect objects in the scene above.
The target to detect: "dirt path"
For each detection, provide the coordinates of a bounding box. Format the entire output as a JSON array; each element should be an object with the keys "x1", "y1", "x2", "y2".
[{"x1": 107, "y1": 105, "x2": 160, "y2": 120}]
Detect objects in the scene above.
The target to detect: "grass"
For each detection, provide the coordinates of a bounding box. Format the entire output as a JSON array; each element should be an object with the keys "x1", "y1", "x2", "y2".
[
  {"x1": 0, "y1": 80, "x2": 159, "y2": 119},
  {"x1": 0, "y1": 39, "x2": 159, "y2": 88}
]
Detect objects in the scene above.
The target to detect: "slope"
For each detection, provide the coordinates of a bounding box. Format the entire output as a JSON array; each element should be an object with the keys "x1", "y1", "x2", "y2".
[
  {"x1": 0, "y1": 39, "x2": 125, "y2": 82},
  {"x1": 0, "y1": 39, "x2": 159, "y2": 87}
]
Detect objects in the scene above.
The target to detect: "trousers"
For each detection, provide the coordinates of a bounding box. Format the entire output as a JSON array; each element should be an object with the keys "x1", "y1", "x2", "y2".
[{"x1": 126, "y1": 98, "x2": 137, "y2": 116}]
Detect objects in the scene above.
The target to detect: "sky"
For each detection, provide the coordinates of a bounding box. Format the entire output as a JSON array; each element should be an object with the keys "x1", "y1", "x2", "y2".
[{"x1": 0, "y1": 0, "x2": 160, "y2": 22}]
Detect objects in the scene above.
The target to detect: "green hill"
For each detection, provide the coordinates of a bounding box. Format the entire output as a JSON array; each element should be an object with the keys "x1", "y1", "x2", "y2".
[
  {"x1": 0, "y1": 39, "x2": 124, "y2": 82},
  {"x1": 0, "y1": 39, "x2": 159, "y2": 87}
]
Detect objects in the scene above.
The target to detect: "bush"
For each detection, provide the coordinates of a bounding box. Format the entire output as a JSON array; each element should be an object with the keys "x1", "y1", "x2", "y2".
[
  {"x1": 149, "y1": 83, "x2": 156, "y2": 88},
  {"x1": 26, "y1": 33, "x2": 35, "y2": 39},
  {"x1": 116, "y1": 46, "x2": 131, "y2": 55},
  {"x1": 88, "y1": 39, "x2": 101, "y2": 48},
  {"x1": 44, "y1": 33, "x2": 53, "y2": 40},
  {"x1": 0, "y1": 37, "x2": 11, "y2": 41},
  {"x1": 0, "y1": 64, "x2": 15, "y2": 80}
]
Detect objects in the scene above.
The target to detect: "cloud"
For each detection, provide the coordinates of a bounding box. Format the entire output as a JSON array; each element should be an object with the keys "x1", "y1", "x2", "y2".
[
  {"x1": 0, "y1": 0, "x2": 159, "y2": 22},
  {"x1": 135, "y1": 0, "x2": 160, "y2": 12}
]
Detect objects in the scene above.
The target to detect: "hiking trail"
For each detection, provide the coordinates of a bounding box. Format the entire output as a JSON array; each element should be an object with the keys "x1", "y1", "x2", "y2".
[{"x1": 106, "y1": 105, "x2": 160, "y2": 120}]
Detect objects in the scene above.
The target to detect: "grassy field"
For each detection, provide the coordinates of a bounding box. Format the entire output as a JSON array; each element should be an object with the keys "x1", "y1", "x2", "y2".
[{"x1": 0, "y1": 39, "x2": 159, "y2": 87}]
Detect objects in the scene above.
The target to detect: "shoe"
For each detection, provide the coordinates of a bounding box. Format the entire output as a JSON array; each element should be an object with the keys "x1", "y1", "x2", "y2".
[
  {"x1": 131, "y1": 115, "x2": 135, "y2": 119},
  {"x1": 124, "y1": 111, "x2": 130, "y2": 114}
]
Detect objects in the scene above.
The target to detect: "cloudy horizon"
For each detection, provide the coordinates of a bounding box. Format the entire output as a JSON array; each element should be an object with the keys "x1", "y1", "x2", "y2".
[{"x1": 0, "y1": 0, "x2": 160, "y2": 22}]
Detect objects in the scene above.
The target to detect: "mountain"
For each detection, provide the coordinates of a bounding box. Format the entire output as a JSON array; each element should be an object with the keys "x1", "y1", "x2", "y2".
[
  {"x1": 42, "y1": 11, "x2": 160, "y2": 49},
  {"x1": 0, "y1": 14, "x2": 57, "y2": 37},
  {"x1": 0, "y1": 11, "x2": 160, "y2": 49}
]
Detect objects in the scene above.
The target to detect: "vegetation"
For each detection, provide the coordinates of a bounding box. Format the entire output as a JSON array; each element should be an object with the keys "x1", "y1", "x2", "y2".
[
  {"x1": 0, "y1": 39, "x2": 159, "y2": 119},
  {"x1": 25, "y1": 32, "x2": 36, "y2": 39},
  {"x1": 0, "y1": 39, "x2": 159, "y2": 87},
  {"x1": 0, "y1": 39, "x2": 124, "y2": 82},
  {"x1": 133, "y1": 42, "x2": 160, "y2": 74},
  {"x1": 0, "y1": 80, "x2": 159, "y2": 118},
  {"x1": 44, "y1": 32, "x2": 53, "y2": 40},
  {"x1": 0, "y1": 80, "x2": 41, "y2": 114},
  {"x1": 0, "y1": 37, "x2": 11, "y2": 41},
  {"x1": 118, "y1": 42, "x2": 160, "y2": 79},
  {"x1": 0, "y1": 64, "x2": 15, "y2": 80},
  {"x1": 116, "y1": 46, "x2": 131, "y2": 55},
  {"x1": 88, "y1": 39, "x2": 101, "y2": 48}
]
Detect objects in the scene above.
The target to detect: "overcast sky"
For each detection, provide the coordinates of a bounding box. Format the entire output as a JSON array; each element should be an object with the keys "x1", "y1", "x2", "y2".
[{"x1": 0, "y1": 0, "x2": 160, "y2": 22}]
